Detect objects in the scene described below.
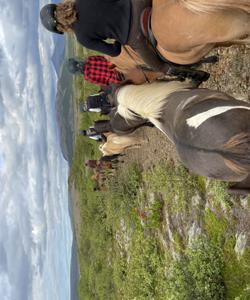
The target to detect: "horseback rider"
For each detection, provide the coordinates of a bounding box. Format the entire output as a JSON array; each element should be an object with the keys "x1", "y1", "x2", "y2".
[
  {"x1": 40, "y1": 0, "x2": 210, "y2": 82},
  {"x1": 86, "y1": 92, "x2": 113, "y2": 115},
  {"x1": 79, "y1": 92, "x2": 113, "y2": 115},
  {"x1": 67, "y1": 56, "x2": 125, "y2": 86},
  {"x1": 80, "y1": 128, "x2": 106, "y2": 142}
]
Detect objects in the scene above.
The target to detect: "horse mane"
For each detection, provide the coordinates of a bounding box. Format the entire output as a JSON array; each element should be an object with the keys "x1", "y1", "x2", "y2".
[
  {"x1": 99, "y1": 132, "x2": 146, "y2": 156},
  {"x1": 178, "y1": 0, "x2": 250, "y2": 14},
  {"x1": 105, "y1": 46, "x2": 144, "y2": 73},
  {"x1": 117, "y1": 81, "x2": 194, "y2": 130}
]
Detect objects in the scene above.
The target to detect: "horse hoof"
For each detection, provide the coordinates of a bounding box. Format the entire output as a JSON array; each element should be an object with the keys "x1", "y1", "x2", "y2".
[
  {"x1": 209, "y1": 55, "x2": 219, "y2": 63},
  {"x1": 201, "y1": 55, "x2": 219, "y2": 64}
]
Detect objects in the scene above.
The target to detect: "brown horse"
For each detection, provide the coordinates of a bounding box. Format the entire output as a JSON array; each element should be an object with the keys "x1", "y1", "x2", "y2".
[
  {"x1": 99, "y1": 132, "x2": 148, "y2": 156},
  {"x1": 108, "y1": 1, "x2": 249, "y2": 70},
  {"x1": 113, "y1": 81, "x2": 250, "y2": 193},
  {"x1": 151, "y1": 0, "x2": 250, "y2": 65}
]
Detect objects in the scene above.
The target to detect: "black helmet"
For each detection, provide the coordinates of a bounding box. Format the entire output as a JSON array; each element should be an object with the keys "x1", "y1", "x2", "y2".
[
  {"x1": 67, "y1": 58, "x2": 85, "y2": 74},
  {"x1": 40, "y1": 4, "x2": 63, "y2": 34},
  {"x1": 79, "y1": 130, "x2": 87, "y2": 136}
]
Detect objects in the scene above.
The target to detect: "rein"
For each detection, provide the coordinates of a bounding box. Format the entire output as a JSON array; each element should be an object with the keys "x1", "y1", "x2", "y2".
[{"x1": 123, "y1": 45, "x2": 150, "y2": 83}]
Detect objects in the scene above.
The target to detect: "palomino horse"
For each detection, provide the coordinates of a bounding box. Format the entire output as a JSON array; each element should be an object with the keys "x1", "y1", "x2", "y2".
[
  {"x1": 107, "y1": 1, "x2": 249, "y2": 73},
  {"x1": 99, "y1": 132, "x2": 148, "y2": 156},
  {"x1": 112, "y1": 81, "x2": 250, "y2": 193},
  {"x1": 151, "y1": 0, "x2": 250, "y2": 65}
]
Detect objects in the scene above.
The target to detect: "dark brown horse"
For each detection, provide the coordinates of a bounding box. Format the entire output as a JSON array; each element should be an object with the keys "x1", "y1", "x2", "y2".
[{"x1": 111, "y1": 81, "x2": 250, "y2": 193}]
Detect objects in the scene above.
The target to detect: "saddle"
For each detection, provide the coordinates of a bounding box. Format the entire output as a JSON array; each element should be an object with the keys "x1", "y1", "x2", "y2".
[
  {"x1": 140, "y1": 7, "x2": 165, "y2": 62},
  {"x1": 140, "y1": 7, "x2": 218, "y2": 67}
]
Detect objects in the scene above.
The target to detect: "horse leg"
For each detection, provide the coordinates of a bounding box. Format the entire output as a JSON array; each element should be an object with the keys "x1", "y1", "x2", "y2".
[{"x1": 228, "y1": 174, "x2": 250, "y2": 195}]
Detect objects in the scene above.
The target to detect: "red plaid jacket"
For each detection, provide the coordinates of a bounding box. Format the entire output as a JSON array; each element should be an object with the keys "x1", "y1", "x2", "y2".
[{"x1": 83, "y1": 56, "x2": 122, "y2": 86}]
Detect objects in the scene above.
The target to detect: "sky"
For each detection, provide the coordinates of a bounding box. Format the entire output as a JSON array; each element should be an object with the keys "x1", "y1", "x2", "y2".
[{"x1": 0, "y1": 1, "x2": 73, "y2": 299}]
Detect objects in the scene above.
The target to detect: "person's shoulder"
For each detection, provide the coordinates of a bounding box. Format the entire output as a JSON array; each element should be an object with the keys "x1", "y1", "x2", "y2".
[{"x1": 88, "y1": 55, "x2": 106, "y2": 61}]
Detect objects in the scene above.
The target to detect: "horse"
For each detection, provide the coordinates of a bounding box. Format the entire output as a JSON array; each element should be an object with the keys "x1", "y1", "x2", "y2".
[
  {"x1": 106, "y1": 46, "x2": 165, "y2": 85},
  {"x1": 112, "y1": 80, "x2": 250, "y2": 193},
  {"x1": 99, "y1": 132, "x2": 148, "y2": 156},
  {"x1": 107, "y1": 1, "x2": 249, "y2": 70},
  {"x1": 151, "y1": 0, "x2": 250, "y2": 65}
]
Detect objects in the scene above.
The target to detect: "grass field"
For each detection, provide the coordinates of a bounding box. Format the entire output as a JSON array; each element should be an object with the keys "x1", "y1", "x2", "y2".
[{"x1": 69, "y1": 43, "x2": 250, "y2": 300}]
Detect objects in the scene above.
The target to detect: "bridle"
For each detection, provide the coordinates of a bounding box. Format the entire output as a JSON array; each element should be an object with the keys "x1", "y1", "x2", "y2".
[{"x1": 123, "y1": 45, "x2": 150, "y2": 83}]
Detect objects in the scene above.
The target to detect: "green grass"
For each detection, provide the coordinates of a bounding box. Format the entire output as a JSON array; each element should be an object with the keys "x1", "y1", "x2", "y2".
[{"x1": 72, "y1": 144, "x2": 244, "y2": 299}]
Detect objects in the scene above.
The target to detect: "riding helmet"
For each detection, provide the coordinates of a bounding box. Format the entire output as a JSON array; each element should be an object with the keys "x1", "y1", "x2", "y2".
[
  {"x1": 79, "y1": 130, "x2": 87, "y2": 136},
  {"x1": 67, "y1": 58, "x2": 85, "y2": 74},
  {"x1": 40, "y1": 4, "x2": 63, "y2": 34}
]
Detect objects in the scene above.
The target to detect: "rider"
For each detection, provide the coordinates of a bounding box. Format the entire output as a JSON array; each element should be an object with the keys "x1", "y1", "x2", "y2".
[
  {"x1": 80, "y1": 128, "x2": 106, "y2": 142},
  {"x1": 40, "y1": 0, "x2": 209, "y2": 82},
  {"x1": 67, "y1": 56, "x2": 125, "y2": 86}
]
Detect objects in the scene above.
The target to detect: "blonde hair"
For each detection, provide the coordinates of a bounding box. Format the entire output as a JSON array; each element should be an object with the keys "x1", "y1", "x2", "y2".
[{"x1": 55, "y1": 0, "x2": 77, "y2": 33}]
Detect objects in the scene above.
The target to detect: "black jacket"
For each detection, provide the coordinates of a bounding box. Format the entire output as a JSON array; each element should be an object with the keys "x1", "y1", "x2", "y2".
[{"x1": 73, "y1": 0, "x2": 131, "y2": 57}]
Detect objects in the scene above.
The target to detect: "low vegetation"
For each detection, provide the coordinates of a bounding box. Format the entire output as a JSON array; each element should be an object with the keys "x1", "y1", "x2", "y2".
[{"x1": 69, "y1": 43, "x2": 250, "y2": 300}]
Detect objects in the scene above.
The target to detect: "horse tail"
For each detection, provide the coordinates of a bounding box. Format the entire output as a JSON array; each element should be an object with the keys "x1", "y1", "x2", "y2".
[
  {"x1": 178, "y1": 0, "x2": 250, "y2": 14},
  {"x1": 174, "y1": 132, "x2": 250, "y2": 176},
  {"x1": 222, "y1": 133, "x2": 250, "y2": 175}
]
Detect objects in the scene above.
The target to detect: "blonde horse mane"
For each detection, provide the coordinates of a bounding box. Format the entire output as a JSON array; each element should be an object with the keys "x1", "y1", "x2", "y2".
[
  {"x1": 117, "y1": 81, "x2": 194, "y2": 130},
  {"x1": 178, "y1": 0, "x2": 250, "y2": 14},
  {"x1": 99, "y1": 133, "x2": 147, "y2": 156}
]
